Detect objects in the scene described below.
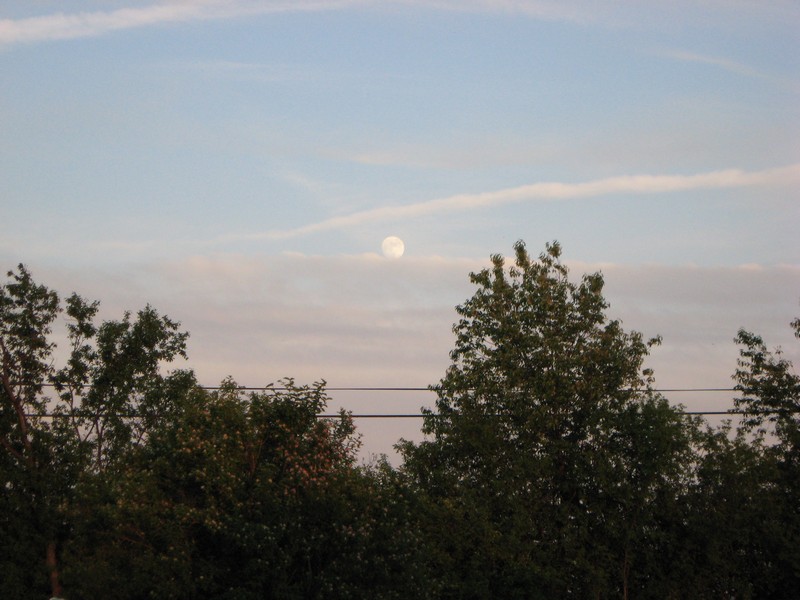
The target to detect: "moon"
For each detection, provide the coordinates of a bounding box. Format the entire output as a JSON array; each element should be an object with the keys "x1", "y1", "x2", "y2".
[{"x1": 381, "y1": 236, "x2": 405, "y2": 259}]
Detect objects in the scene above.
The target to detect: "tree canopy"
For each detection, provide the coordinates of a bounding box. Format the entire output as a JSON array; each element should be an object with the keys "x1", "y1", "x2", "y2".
[
  {"x1": 399, "y1": 241, "x2": 700, "y2": 598},
  {"x1": 0, "y1": 265, "x2": 193, "y2": 597},
  {"x1": 2, "y1": 248, "x2": 798, "y2": 598}
]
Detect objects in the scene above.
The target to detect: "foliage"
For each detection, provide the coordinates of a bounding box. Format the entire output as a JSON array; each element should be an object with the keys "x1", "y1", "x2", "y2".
[
  {"x1": 0, "y1": 265, "x2": 192, "y2": 597},
  {"x1": 721, "y1": 315, "x2": 800, "y2": 596},
  {"x1": 400, "y1": 241, "x2": 702, "y2": 598},
  {"x1": 673, "y1": 424, "x2": 790, "y2": 599},
  {"x1": 733, "y1": 318, "x2": 800, "y2": 449},
  {"x1": 3, "y1": 255, "x2": 799, "y2": 598},
  {"x1": 62, "y1": 380, "x2": 433, "y2": 600}
]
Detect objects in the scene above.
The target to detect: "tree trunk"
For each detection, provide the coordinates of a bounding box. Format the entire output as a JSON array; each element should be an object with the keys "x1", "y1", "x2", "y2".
[
  {"x1": 46, "y1": 540, "x2": 62, "y2": 599},
  {"x1": 622, "y1": 547, "x2": 630, "y2": 600}
]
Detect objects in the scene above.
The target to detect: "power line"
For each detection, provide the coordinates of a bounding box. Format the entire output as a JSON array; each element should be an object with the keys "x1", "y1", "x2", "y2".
[
  {"x1": 203, "y1": 386, "x2": 740, "y2": 393},
  {"x1": 27, "y1": 383, "x2": 738, "y2": 393},
  {"x1": 24, "y1": 409, "x2": 796, "y2": 420},
  {"x1": 14, "y1": 383, "x2": 792, "y2": 419},
  {"x1": 319, "y1": 409, "x2": 794, "y2": 419}
]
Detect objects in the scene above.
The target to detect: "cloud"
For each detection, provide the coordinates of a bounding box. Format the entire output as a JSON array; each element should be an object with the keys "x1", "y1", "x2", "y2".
[
  {"x1": 224, "y1": 164, "x2": 800, "y2": 242},
  {"x1": 395, "y1": 0, "x2": 800, "y2": 30},
  {"x1": 26, "y1": 252, "x2": 800, "y2": 460},
  {"x1": 0, "y1": 1, "x2": 583, "y2": 47},
  {"x1": 34, "y1": 253, "x2": 799, "y2": 385},
  {"x1": 0, "y1": 0, "x2": 362, "y2": 46},
  {"x1": 658, "y1": 49, "x2": 800, "y2": 91},
  {"x1": 393, "y1": 0, "x2": 596, "y2": 22},
  {"x1": 4, "y1": 0, "x2": 799, "y2": 48},
  {"x1": 5, "y1": 0, "x2": 797, "y2": 50},
  {"x1": 663, "y1": 50, "x2": 762, "y2": 77},
  {"x1": 0, "y1": 0, "x2": 590, "y2": 47}
]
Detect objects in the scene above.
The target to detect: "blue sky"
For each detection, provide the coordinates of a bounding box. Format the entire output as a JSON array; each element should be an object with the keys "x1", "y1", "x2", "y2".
[{"x1": 2, "y1": 1, "x2": 799, "y2": 459}]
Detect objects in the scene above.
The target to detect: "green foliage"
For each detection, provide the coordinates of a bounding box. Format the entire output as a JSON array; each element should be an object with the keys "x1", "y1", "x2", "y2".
[
  {"x1": 0, "y1": 265, "x2": 192, "y2": 597},
  {"x1": 3, "y1": 255, "x2": 799, "y2": 599},
  {"x1": 720, "y1": 315, "x2": 800, "y2": 597},
  {"x1": 63, "y1": 380, "x2": 433, "y2": 600},
  {"x1": 675, "y1": 425, "x2": 787, "y2": 599},
  {"x1": 400, "y1": 241, "x2": 701, "y2": 598},
  {"x1": 733, "y1": 321, "x2": 800, "y2": 449}
]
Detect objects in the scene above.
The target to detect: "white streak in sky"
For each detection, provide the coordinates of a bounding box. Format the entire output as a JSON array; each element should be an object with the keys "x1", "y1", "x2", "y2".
[
  {"x1": 226, "y1": 164, "x2": 800, "y2": 242},
  {"x1": 0, "y1": 1, "x2": 597, "y2": 47},
  {"x1": 664, "y1": 50, "x2": 763, "y2": 77},
  {"x1": 4, "y1": 1, "x2": 797, "y2": 47},
  {"x1": 659, "y1": 49, "x2": 800, "y2": 91},
  {"x1": 0, "y1": 1, "x2": 364, "y2": 45},
  {"x1": 393, "y1": 0, "x2": 594, "y2": 22}
]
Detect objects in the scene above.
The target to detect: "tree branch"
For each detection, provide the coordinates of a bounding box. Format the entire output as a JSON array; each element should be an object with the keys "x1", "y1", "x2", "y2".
[
  {"x1": 0, "y1": 337, "x2": 35, "y2": 467},
  {"x1": 0, "y1": 433, "x2": 25, "y2": 462}
]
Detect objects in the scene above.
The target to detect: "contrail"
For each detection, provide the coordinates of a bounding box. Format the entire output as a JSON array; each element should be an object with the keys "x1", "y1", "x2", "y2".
[{"x1": 221, "y1": 163, "x2": 800, "y2": 242}]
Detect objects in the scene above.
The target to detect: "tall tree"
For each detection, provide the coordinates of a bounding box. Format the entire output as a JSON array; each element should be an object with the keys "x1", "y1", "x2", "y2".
[
  {"x1": 400, "y1": 241, "x2": 699, "y2": 598},
  {"x1": 0, "y1": 265, "x2": 192, "y2": 597},
  {"x1": 733, "y1": 316, "x2": 800, "y2": 450},
  {"x1": 723, "y1": 314, "x2": 800, "y2": 596}
]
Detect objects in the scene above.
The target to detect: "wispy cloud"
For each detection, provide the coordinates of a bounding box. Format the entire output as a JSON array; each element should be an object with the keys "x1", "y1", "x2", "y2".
[
  {"x1": 658, "y1": 49, "x2": 800, "y2": 92},
  {"x1": 0, "y1": 0, "x2": 683, "y2": 47},
  {"x1": 0, "y1": 0, "x2": 362, "y2": 46},
  {"x1": 223, "y1": 164, "x2": 800, "y2": 242},
  {"x1": 37, "y1": 253, "x2": 800, "y2": 396},
  {"x1": 5, "y1": 1, "x2": 793, "y2": 47},
  {"x1": 395, "y1": 0, "x2": 596, "y2": 22},
  {"x1": 664, "y1": 50, "x2": 763, "y2": 77}
]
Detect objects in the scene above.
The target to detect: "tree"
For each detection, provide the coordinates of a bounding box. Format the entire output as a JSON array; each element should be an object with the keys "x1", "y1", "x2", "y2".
[
  {"x1": 0, "y1": 265, "x2": 192, "y2": 597},
  {"x1": 733, "y1": 316, "x2": 800, "y2": 450},
  {"x1": 718, "y1": 314, "x2": 800, "y2": 597},
  {"x1": 400, "y1": 241, "x2": 699, "y2": 598},
  {"x1": 62, "y1": 379, "x2": 434, "y2": 599},
  {"x1": 1, "y1": 265, "x2": 434, "y2": 598},
  {"x1": 675, "y1": 423, "x2": 788, "y2": 599}
]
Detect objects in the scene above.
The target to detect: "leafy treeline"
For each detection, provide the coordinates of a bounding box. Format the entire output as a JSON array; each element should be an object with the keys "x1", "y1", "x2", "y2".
[{"x1": 1, "y1": 243, "x2": 798, "y2": 599}]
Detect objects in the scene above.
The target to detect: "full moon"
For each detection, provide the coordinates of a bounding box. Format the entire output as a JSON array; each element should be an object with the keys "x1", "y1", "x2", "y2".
[{"x1": 381, "y1": 236, "x2": 405, "y2": 259}]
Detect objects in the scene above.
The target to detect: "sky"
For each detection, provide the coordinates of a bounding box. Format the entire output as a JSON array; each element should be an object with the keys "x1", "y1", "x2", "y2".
[{"x1": 2, "y1": 0, "x2": 799, "y2": 461}]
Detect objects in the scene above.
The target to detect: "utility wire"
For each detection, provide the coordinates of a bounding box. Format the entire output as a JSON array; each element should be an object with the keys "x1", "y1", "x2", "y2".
[
  {"x1": 318, "y1": 410, "x2": 794, "y2": 419},
  {"x1": 28, "y1": 383, "x2": 738, "y2": 393},
  {"x1": 22, "y1": 409, "x2": 797, "y2": 419},
  {"x1": 13, "y1": 384, "x2": 794, "y2": 419}
]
